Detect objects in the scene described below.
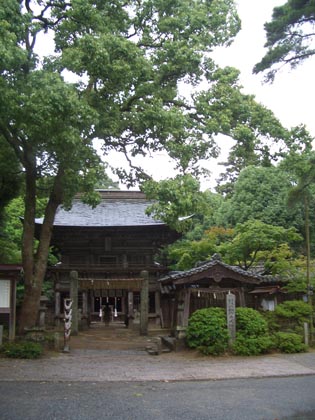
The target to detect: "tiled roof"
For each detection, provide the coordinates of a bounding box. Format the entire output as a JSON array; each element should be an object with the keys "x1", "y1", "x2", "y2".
[
  {"x1": 159, "y1": 257, "x2": 266, "y2": 284},
  {"x1": 35, "y1": 190, "x2": 165, "y2": 227}
]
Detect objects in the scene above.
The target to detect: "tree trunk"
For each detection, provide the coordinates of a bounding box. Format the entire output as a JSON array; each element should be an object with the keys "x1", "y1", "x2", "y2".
[
  {"x1": 304, "y1": 196, "x2": 313, "y2": 343},
  {"x1": 18, "y1": 169, "x2": 64, "y2": 333}
]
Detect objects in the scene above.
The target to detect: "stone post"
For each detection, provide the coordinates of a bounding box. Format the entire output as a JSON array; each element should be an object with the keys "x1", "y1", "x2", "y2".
[
  {"x1": 70, "y1": 270, "x2": 79, "y2": 335},
  {"x1": 226, "y1": 292, "x2": 236, "y2": 344},
  {"x1": 304, "y1": 322, "x2": 309, "y2": 346},
  {"x1": 140, "y1": 270, "x2": 149, "y2": 336}
]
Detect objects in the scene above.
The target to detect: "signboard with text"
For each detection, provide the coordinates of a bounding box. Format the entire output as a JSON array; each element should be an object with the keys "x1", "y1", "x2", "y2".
[{"x1": 0, "y1": 280, "x2": 10, "y2": 309}]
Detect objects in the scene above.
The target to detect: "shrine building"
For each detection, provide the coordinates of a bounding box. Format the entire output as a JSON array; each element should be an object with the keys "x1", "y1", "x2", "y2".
[
  {"x1": 35, "y1": 189, "x2": 285, "y2": 336},
  {"x1": 36, "y1": 190, "x2": 179, "y2": 332}
]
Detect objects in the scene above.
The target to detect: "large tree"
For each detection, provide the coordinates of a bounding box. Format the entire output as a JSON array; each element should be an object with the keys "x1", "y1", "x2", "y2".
[
  {"x1": 254, "y1": 0, "x2": 315, "y2": 81},
  {"x1": 0, "y1": 0, "x2": 291, "y2": 331},
  {"x1": 218, "y1": 219, "x2": 302, "y2": 271},
  {"x1": 215, "y1": 165, "x2": 305, "y2": 230}
]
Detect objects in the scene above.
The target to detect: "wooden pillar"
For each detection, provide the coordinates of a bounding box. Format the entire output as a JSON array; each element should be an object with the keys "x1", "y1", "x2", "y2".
[
  {"x1": 9, "y1": 278, "x2": 16, "y2": 341},
  {"x1": 127, "y1": 291, "x2": 134, "y2": 329},
  {"x1": 55, "y1": 285, "x2": 61, "y2": 327},
  {"x1": 175, "y1": 290, "x2": 184, "y2": 327},
  {"x1": 82, "y1": 290, "x2": 88, "y2": 318},
  {"x1": 155, "y1": 290, "x2": 162, "y2": 326},
  {"x1": 239, "y1": 287, "x2": 246, "y2": 307},
  {"x1": 70, "y1": 270, "x2": 79, "y2": 335},
  {"x1": 121, "y1": 293, "x2": 125, "y2": 314},
  {"x1": 182, "y1": 289, "x2": 191, "y2": 328},
  {"x1": 140, "y1": 270, "x2": 149, "y2": 335},
  {"x1": 128, "y1": 291, "x2": 133, "y2": 315}
]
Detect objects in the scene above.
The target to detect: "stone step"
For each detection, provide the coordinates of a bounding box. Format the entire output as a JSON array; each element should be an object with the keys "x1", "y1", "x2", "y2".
[{"x1": 145, "y1": 336, "x2": 176, "y2": 355}]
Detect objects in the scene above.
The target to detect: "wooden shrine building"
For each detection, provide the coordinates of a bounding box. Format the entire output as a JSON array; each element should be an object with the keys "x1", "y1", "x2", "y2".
[
  {"x1": 35, "y1": 190, "x2": 179, "y2": 333},
  {"x1": 35, "y1": 190, "x2": 285, "y2": 337},
  {"x1": 158, "y1": 254, "x2": 284, "y2": 334}
]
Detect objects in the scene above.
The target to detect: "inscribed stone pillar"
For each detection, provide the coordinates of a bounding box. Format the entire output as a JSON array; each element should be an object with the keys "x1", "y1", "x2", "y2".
[
  {"x1": 140, "y1": 270, "x2": 149, "y2": 335},
  {"x1": 226, "y1": 292, "x2": 236, "y2": 344},
  {"x1": 70, "y1": 270, "x2": 79, "y2": 335}
]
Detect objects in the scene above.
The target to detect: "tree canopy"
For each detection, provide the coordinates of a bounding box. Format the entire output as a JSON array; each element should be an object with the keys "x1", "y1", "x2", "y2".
[
  {"x1": 254, "y1": 0, "x2": 315, "y2": 81},
  {"x1": 0, "y1": 0, "x2": 297, "y2": 330},
  {"x1": 215, "y1": 165, "x2": 304, "y2": 230},
  {"x1": 219, "y1": 219, "x2": 302, "y2": 271}
]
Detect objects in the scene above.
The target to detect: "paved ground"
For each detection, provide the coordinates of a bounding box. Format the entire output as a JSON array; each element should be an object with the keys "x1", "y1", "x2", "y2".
[{"x1": 1, "y1": 322, "x2": 315, "y2": 383}]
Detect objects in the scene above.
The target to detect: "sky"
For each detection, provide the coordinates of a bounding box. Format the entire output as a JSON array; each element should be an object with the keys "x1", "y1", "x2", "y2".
[
  {"x1": 107, "y1": 0, "x2": 315, "y2": 191},
  {"x1": 214, "y1": 0, "x2": 315, "y2": 134}
]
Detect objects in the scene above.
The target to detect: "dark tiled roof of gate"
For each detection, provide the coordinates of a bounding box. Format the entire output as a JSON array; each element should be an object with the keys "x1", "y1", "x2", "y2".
[
  {"x1": 35, "y1": 190, "x2": 165, "y2": 227},
  {"x1": 159, "y1": 257, "x2": 268, "y2": 284}
]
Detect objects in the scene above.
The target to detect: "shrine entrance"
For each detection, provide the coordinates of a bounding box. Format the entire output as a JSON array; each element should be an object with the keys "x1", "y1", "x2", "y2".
[
  {"x1": 53, "y1": 270, "x2": 153, "y2": 338},
  {"x1": 69, "y1": 320, "x2": 154, "y2": 351},
  {"x1": 79, "y1": 276, "x2": 147, "y2": 331}
]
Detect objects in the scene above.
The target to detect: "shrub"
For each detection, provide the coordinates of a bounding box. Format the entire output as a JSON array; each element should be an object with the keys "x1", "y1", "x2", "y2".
[
  {"x1": 232, "y1": 335, "x2": 273, "y2": 356},
  {"x1": 274, "y1": 300, "x2": 311, "y2": 323},
  {"x1": 0, "y1": 341, "x2": 43, "y2": 359},
  {"x1": 235, "y1": 307, "x2": 269, "y2": 336},
  {"x1": 186, "y1": 307, "x2": 229, "y2": 355},
  {"x1": 232, "y1": 308, "x2": 272, "y2": 356},
  {"x1": 275, "y1": 332, "x2": 307, "y2": 354}
]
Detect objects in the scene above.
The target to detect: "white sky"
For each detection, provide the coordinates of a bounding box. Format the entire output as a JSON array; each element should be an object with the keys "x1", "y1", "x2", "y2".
[{"x1": 108, "y1": 0, "x2": 315, "y2": 191}]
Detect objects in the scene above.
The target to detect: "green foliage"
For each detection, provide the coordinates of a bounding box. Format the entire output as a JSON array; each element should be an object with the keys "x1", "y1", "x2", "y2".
[
  {"x1": 232, "y1": 308, "x2": 272, "y2": 356},
  {"x1": 235, "y1": 307, "x2": 269, "y2": 336},
  {"x1": 0, "y1": 341, "x2": 43, "y2": 359},
  {"x1": 264, "y1": 300, "x2": 311, "y2": 340},
  {"x1": 218, "y1": 219, "x2": 302, "y2": 271},
  {"x1": 166, "y1": 226, "x2": 233, "y2": 270},
  {"x1": 142, "y1": 175, "x2": 206, "y2": 232},
  {"x1": 274, "y1": 300, "x2": 311, "y2": 322},
  {"x1": 254, "y1": 0, "x2": 315, "y2": 81},
  {"x1": 0, "y1": 195, "x2": 57, "y2": 264},
  {"x1": 186, "y1": 307, "x2": 229, "y2": 355},
  {"x1": 0, "y1": 137, "x2": 21, "y2": 213},
  {"x1": 0, "y1": 0, "x2": 295, "y2": 329},
  {"x1": 274, "y1": 332, "x2": 307, "y2": 354},
  {"x1": 282, "y1": 257, "x2": 315, "y2": 293},
  {"x1": 216, "y1": 165, "x2": 304, "y2": 230},
  {"x1": 232, "y1": 335, "x2": 273, "y2": 356}
]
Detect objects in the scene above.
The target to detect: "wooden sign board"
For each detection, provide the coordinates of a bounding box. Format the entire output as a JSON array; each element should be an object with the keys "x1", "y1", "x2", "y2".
[{"x1": 0, "y1": 280, "x2": 11, "y2": 310}]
